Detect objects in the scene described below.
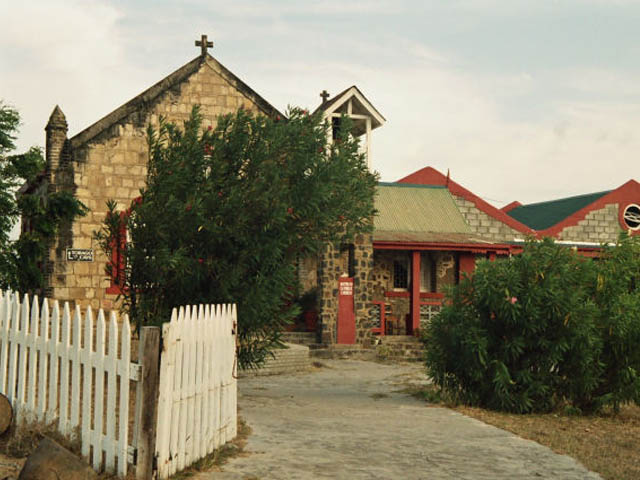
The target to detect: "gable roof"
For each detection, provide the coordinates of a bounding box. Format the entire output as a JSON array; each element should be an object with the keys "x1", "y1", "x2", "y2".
[
  {"x1": 70, "y1": 54, "x2": 285, "y2": 149},
  {"x1": 374, "y1": 183, "x2": 503, "y2": 245},
  {"x1": 314, "y1": 85, "x2": 385, "y2": 131},
  {"x1": 397, "y1": 167, "x2": 534, "y2": 235},
  {"x1": 507, "y1": 190, "x2": 611, "y2": 230}
]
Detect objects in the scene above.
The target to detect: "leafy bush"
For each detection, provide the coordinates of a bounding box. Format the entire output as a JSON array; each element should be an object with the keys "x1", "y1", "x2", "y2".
[
  {"x1": 424, "y1": 238, "x2": 600, "y2": 413},
  {"x1": 588, "y1": 234, "x2": 640, "y2": 412},
  {"x1": 425, "y1": 235, "x2": 640, "y2": 414}
]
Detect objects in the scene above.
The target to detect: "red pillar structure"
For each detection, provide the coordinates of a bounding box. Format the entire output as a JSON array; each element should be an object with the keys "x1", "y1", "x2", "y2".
[
  {"x1": 337, "y1": 277, "x2": 356, "y2": 344},
  {"x1": 459, "y1": 252, "x2": 476, "y2": 280},
  {"x1": 409, "y1": 251, "x2": 421, "y2": 335}
]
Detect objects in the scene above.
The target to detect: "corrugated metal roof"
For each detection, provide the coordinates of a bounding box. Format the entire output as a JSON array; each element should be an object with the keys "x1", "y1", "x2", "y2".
[
  {"x1": 374, "y1": 183, "x2": 471, "y2": 235},
  {"x1": 507, "y1": 190, "x2": 611, "y2": 230}
]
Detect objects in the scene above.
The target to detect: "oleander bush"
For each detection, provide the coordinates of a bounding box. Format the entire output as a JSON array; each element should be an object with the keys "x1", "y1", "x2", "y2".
[{"x1": 424, "y1": 235, "x2": 640, "y2": 414}]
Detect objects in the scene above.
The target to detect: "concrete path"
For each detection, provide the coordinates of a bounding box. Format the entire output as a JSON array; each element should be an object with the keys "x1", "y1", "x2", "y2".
[{"x1": 195, "y1": 359, "x2": 601, "y2": 480}]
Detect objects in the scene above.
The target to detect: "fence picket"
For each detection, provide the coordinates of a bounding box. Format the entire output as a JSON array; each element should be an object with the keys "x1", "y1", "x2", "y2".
[
  {"x1": 81, "y1": 306, "x2": 93, "y2": 459},
  {"x1": 58, "y1": 303, "x2": 71, "y2": 436},
  {"x1": 7, "y1": 294, "x2": 20, "y2": 413},
  {"x1": 26, "y1": 296, "x2": 39, "y2": 419},
  {"x1": 14, "y1": 294, "x2": 29, "y2": 424},
  {"x1": 117, "y1": 316, "x2": 131, "y2": 477},
  {"x1": 92, "y1": 310, "x2": 106, "y2": 471},
  {"x1": 0, "y1": 291, "x2": 11, "y2": 396},
  {"x1": 36, "y1": 299, "x2": 49, "y2": 421},
  {"x1": 156, "y1": 309, "x2": 176, "y2": 479},
  {"x1": 46, "y1": 301, "x2": 60, "y2": 425},
  {"x1": 70, "y1": 306, "x2": 82, "y2": 432},
  {"x1": 105, "y1": 313, "x2": 118, "y2": 472}
]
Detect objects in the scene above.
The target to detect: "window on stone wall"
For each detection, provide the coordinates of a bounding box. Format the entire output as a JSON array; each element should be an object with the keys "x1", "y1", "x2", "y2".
[
  {"x1": 340, "y1": 243, "x2": 356, "y2": 277},
  {"x1": 420, "y1": 252, "x2": 437, "y2": 292},
  {"x1": 393, "y1": 254, "x2": 410, "y2": 290}
]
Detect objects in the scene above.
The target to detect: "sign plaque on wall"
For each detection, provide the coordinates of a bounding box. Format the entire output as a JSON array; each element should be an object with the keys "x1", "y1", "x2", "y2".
[{"x1": 66, "y1": 249, "x2": 94, "y2": 262}]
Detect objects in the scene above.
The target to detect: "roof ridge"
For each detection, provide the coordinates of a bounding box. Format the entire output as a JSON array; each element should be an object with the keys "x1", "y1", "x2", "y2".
[{"x1": 378, "y1": 182, "x2": 447, "y2": 189}]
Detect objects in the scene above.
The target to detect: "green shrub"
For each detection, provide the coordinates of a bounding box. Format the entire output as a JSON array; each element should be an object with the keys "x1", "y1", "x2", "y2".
[
  {"x1": 588, "y1": 234, "x2": 640, "y2": 412},
  {"x1": 424, "y1": 238, "x2": 601, "y2": 413}
]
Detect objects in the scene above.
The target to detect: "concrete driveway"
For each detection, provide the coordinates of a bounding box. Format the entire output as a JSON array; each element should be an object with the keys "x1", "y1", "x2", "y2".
[{"x1": 195, "y1": 359, "x2": 600, "y2": 480}]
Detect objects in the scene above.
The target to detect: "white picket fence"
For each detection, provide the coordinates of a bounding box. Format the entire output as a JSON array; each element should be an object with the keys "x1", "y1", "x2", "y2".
[
  {"x1": 0, "y1": 290, "x2": 132, "y2": 475},
  {"x1": 155, "y1": 303, "x2": 237, "y2": 479},
  {"x1": 0, "y1": 290, "x2": 238, "y2": 479}
]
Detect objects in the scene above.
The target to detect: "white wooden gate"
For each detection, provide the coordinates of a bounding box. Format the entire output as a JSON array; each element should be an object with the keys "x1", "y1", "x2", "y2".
[
  {"x1": 0, "y1": 290, "x2": 133, "y2": 476},
  {"x1": 155, "y1": 304, "x2": 237, "y2": 479}
]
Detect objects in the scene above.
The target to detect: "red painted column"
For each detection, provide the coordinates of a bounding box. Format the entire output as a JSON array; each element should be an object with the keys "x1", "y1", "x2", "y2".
[
  {"x1": 459, "y1": 252, "x2": 476, "y2": 280},
  {"x1": 410, "y1": 251, "x2": 421, "y2": 335}
]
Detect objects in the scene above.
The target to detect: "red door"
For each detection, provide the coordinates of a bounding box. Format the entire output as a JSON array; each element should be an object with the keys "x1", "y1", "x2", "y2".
[{"x1": 337, "y1": 277, "x2": 356, "y2": 344}]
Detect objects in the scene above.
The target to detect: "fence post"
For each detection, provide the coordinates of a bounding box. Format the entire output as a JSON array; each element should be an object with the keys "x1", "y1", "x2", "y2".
[{"x1": 135, "y1": 327, "x2": 161, "y2": 479}]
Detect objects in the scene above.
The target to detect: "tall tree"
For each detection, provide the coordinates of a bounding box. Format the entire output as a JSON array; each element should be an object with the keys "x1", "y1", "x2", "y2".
[{"x1": 95, "y1": 106, "x2": 378, "y2": 367}]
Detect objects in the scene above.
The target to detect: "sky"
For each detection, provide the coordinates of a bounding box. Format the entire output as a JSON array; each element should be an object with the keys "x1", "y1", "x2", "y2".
[{"x1": 2, "y1": 0, "x2": 640, "y2": 207}]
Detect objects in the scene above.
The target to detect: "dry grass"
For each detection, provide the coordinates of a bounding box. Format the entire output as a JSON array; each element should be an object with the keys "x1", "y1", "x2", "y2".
[
  {"x1": 0, "y1": 420, "x2": 81, "y2": 458},
  {"x1": 402, "y1": 384, "x2": 640, "y2": 480},
  {"x1": 455, "y1": 403, "x2": 640, "y2": 480}
]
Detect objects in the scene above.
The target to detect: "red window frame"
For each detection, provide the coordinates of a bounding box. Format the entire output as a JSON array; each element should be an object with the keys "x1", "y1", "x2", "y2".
[{"x1": 106, "y1": 197, "x2": 141, "y2": 295}]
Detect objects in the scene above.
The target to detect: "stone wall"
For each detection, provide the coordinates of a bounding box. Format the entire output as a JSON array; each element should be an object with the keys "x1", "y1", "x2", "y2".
[
  {"x1": 318, "y1": 234, "x2": 373, "y2": 345},
  {"x1": 46, "y1": 58, "x2": 265, "y2": 309},
  {"x1": 454, "y1": 196, "x2": 522, "y2": 242},
  {"x1": 557, "y1": 204, "x2": 621, "y2": 243}
]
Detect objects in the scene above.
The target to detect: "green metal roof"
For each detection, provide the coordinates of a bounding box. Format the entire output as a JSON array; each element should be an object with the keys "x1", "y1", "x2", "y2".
[
  {"x1": 507, "y1": 190, "x2": 611, "y2": 230},
  {"x1": 374, "y1": 183, "x2": 472, "y2": 239}
]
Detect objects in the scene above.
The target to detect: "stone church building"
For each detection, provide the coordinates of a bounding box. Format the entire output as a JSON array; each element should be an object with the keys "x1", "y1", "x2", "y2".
[{"x1": 34, "y1": 36, "x2": 640, "y2": 349}]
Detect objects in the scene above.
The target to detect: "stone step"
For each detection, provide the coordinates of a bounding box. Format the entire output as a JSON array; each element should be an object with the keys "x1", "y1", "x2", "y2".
[
  {"x1": 281, "y1": 332, "x2": 317, "y2": 346},
  {"x1": 310, "y1": 345, "x2": 375, "y2": 361},
  {"x1": 240, "y1": 343, "x2": 311, "y2": 377},
  {"x1": 378, "y1": 335, "x2": 421, "y2": 344}
]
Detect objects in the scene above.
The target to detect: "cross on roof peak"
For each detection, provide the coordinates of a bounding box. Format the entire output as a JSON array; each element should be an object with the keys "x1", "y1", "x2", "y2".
[
  {"x1": 195, "y1": 34, "x2": 213, "y2": 56},
  {"x1": 320, "y1": 90, "x2": 330, "y2": 103}
]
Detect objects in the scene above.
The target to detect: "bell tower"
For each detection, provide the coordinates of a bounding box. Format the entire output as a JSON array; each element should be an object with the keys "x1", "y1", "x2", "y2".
[{"x1": 314, "y1": 86, "x2": 385, "y2": 170}]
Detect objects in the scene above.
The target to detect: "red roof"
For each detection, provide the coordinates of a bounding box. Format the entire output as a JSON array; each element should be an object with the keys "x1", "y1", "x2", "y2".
[{"x1": 397, "y1": 167, "x2": 534, "y2": 235}]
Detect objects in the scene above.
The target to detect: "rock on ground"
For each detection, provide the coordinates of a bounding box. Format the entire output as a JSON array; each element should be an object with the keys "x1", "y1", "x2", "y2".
[{"x1": 18, "y1": 437, "x2": 97, "y2": 480}]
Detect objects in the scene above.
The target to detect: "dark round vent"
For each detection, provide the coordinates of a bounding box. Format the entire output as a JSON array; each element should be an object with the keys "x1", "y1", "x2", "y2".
[{"x1": 623, "y1": 204, "x2": 640, "y2": 230}]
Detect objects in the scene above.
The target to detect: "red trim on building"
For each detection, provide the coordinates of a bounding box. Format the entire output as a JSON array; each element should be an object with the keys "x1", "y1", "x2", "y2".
[
  {"x1": 397, "y1": 166, "x2": 534, "y2": 234},
  {"x1": 410, "y1": 251, "x2": 421, "y2": 334},
  {"x1": 106, "y1": 196, "x2": 142, "y2": 295},
  {"x1": 501, "y1": 201, "x2": 522, "y2": 213},
  {"x1": 374, "y1": 241, "x2": 513, "y2": 255},
  {"x1": 384, "y1": 291, "x2": 410, "y2": 298}
]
